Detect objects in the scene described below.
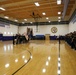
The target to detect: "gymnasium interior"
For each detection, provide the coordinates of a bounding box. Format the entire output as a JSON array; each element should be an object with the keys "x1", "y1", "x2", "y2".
[{"x1": 0, "y1": 0, "x2": 76, "y2": 75}]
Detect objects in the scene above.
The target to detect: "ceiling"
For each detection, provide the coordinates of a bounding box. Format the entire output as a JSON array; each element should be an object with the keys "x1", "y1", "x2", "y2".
[{"x1": 0, "y1": 0, "x2": 75, "y2": 23}]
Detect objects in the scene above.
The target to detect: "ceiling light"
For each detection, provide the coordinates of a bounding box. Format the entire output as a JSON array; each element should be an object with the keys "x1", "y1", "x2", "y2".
[
  {"x1": 58, "y1": 12, "x2": 61, "y2": 14},
  {"x1": 58, "y1": 17, "x2": 61, "y2": 19},
  {"x1": 0, "y1": 7, "x2": 5, "y2": 11},
  {"x1": 24, "y1": 19, "x2": 27, "y2": 21},
  {"x1": 30, "y1": 22, "x2": 33, "y2": 24},
  {"x1": 15, "y1": 19, "x2": 18, "y2": 22},
  {"x1": 48, "y1": 21, "x2": 51, "y2": 23},
  {"x1": 4, "y1": 16, "x2": 9, "y2": 19},
  {"x1": 57, "y1": 0, "x2": 61, "y2": 5},
  {"x1": 58, "y1": 20, "x2": 61, "y2": 22},
  {"x1": 35, "y1": 2, "x2": 40, "y2": 6},
  {"x1": 42, "y1": 12, "x2": 46, "y2": 15},
  {"x1": 22, "y1": 22, "x2": 25, "y2": 24},
  {"x1": 46, "y1": 17, "x2": 49, "y2": 20}
]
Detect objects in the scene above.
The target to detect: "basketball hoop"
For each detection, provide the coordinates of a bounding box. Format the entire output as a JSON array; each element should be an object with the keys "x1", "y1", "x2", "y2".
[{"x1": 30, "y1": 12, "x2": 41, "y2": 32}]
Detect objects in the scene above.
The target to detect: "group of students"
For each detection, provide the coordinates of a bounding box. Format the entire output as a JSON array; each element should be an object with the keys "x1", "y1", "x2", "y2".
[
  {"x1": 13, "y1": 33, "x2": 28, "y2": 45},
  {"x1": 13, "y1": 32, "x2": 31, "y2": 45},
  {"x1": 13, "y1": 28, "x2": 33, "y2": 45},
  {"x1": 65, "y1": 31, "x2": 76, "y2": 50}
]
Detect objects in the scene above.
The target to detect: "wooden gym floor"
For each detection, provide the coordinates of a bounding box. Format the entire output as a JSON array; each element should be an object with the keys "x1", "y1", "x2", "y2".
[{"x1": 0, "y1": 40, "x2": 76, "y2": 75}]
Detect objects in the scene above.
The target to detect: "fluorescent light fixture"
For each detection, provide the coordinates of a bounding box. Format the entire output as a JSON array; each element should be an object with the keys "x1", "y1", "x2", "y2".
[
  {"x1": 42, "y1": 12, "x2": 46, "y2": 15},
  {"x1": 48, "y1": 21, "x2": 51, "y2": 23},
  {"x1": 57, "y1": 0, "x2": 61, "y2": 4},
  {"x1": 58, "y1": 20, "x2": 61, "y2": 22},
  {"x1": 30, "y1": 22, "x2": 33, "y2": 24},
  {"x1": 4, "y1": 16, "x2": 9, "y2": 19},
  {"x1": 46, "y1": 17, "x2": 49, "y2": 19},
  {"x1": 58, "y1": 17, "x2": 61, "y2": 19},
  {"x1": 35, "y1": 2, "x2": 40, "y2": 6},
  {"x1": 15, "y1": 19, "x2": 18, "y2": 22},
  {"x1": 24, "y1": 19, "x2": 27, "y2": 21},
  {"x1": 22, "y1": 22, "x2": 25, "y2": 24},
  {"x1": 58, "y1": 12, "x2": 61, "y2": 14},
  {"x1": 0, "y1": 7, "x2": 5, "y2": 11}
]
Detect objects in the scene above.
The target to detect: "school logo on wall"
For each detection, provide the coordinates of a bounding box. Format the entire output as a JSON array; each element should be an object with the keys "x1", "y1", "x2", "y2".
[{"x1": 51, "y1": 27, "x2": 58, "y2": 33}]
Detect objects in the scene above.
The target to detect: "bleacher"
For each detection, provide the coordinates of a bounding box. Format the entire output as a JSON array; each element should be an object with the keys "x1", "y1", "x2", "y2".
[
  {"x1": 65, "y1": 31, "x2": 76, "y2": 50},
  {"x1": 35, "y1": 35, "x2": 45, "y2": 40}
]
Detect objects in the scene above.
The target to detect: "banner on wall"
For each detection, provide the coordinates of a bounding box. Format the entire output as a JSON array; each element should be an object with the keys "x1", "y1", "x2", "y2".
[
  {"x1": 0, "y1": 21, "x2": 10, "y2": 27},
  {"x1": 5, "y1": 25, "x2": 10, "y2": 28}
]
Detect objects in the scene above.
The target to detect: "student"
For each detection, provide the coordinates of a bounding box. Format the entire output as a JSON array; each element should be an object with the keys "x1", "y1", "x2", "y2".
[{"x1": 23, "y1": 32, "x2": 29, "y2": 42}]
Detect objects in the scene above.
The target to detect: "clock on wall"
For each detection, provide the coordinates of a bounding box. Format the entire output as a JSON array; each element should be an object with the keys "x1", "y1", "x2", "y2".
[{"x1": 51, "y1": 27, "x2": 58, "y2": 33}]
